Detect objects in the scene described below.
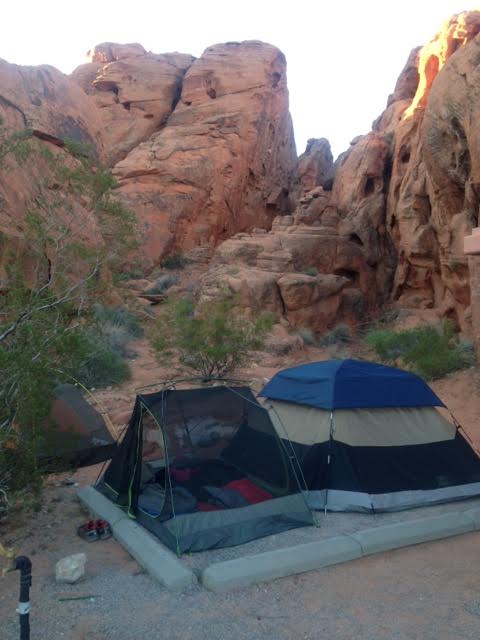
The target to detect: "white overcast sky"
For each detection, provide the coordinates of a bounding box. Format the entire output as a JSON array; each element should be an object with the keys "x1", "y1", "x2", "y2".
[{"x1": 1, "y1": 1, "x2": 477, "y2": 157}]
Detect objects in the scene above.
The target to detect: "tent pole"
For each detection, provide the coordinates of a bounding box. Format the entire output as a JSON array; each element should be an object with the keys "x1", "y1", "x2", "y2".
[{"x1": 325, "y1": 411, "x2": 334, "y2": 515}]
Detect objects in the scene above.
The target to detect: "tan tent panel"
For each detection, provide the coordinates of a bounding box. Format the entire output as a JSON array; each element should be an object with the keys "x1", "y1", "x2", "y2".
[
  {"x1": 266, "y1": 400, "x2": 456, "y2": 447},
  {"x1": 266, "y1": 401, "x2": 331, "y2": 445}
]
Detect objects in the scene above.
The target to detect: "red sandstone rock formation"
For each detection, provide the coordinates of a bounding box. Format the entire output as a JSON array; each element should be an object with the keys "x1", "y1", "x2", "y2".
[
  {"x1": 112, "y1": 41, "x2": 296, "y2": 264},
  {"x1": 0, "y1": 40, "x2": 296, "y2": 280},
  {"x1": 291, "y1": 138, "x2": 333, "y2": 199},
  {"x1": 200, "y1": 11, "x2": 480, "y2": 339},
  {"x1": 379, "y1": 11, "x2": 480, "y2": 331},
  {"x1": 3, "y1": 13, "x2": 480, "y2": 346},
  {"x1": 71, "y1": 44, "x2": 195, "y2": 165},
  {"x1": 0, "y1": 61, "x2": 106, "y2": 286}
]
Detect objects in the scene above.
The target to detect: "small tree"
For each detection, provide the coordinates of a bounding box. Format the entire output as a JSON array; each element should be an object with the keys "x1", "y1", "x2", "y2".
[
  {"x1": 153, "y1": 294, "x2": 274, "y2": 379},
  {"x1": 0, "y1": 124, "x2": 136, "y2": 500}
]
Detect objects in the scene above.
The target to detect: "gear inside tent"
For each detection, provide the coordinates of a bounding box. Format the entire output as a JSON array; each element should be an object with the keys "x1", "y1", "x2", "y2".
[
  {"x1": 259, "y1": 359, "x2": 480, "y2": 512},
  {"x1": 96, "y1": 385, "x2": 313, "y2": 553}
]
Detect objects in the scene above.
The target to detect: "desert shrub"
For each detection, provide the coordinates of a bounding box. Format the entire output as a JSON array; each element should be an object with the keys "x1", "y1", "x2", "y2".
[
  {"x1": 366, "y1": 322, "x2": 473, "y2": 380},
  {"x1": 117, "y1": 267, "x2": 145, "y2": 281},
  {"x1": 302, "y1": 266, "x2": 318, "y2": 277},
  {"x1": 72, "y1": 329, "x2": 131, "y2": 388},
  {"x1": 160, "y1": 252, "x2": 188, "y2": 270},
  {"x1": 97, "y1": 323, "x2": 134, "y2": 358},
  {"x1": 145, "y1": 274, "x2": 178, "y2": 295},
  {"x1": 153, "y1": 294, "x2": 274, "y2": 378},
  {"x1": 319, "y1": 324, "x2": 353, "y2": 346},
  {"x1": 92, "y1": 304, "x2": 143, "y2": 338},
  {"x1": 295, "y1": 327, "x2": 316, "y2": 346}
]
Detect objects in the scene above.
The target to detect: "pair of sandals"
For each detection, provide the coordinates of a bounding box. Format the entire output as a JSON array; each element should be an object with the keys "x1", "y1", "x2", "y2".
[{"x1": 77, "y1": 519, "x2": 112, "y2": 542}]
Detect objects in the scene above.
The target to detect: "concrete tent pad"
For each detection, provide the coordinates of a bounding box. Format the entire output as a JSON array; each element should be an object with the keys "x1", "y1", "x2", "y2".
[
  {"x1": 79, "y1": 486, "x2": 480, "y2": 592},
  {"x1": 464, "y1": 507, "x2": 480, "y2": 529},
  {"x1": 78, "y1": 486, "x2": 196, "y2": 590},
  {"x1": 202, "y1": 535, "x2": 363, "y2": 592}
]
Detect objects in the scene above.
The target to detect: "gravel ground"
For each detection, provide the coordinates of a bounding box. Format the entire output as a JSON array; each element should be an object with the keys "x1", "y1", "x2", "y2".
[
  {"x1": 181, "y1": 495, "x2": 480, "y2": 572},
  {"x1": 2, "y1": 465, "x2": 480, "y2": 639},
  {"x1": 2, "y1": 522, "x2": 480, "y2": 639}
]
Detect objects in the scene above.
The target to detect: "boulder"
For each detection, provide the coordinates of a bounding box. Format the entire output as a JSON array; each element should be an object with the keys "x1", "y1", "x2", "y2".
[{"x1": 55, "y1": 553, "x2": 87, "y2": 584}]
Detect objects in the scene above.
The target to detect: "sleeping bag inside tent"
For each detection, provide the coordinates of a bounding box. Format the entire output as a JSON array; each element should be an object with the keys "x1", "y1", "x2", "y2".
[
  {"x1": 97, "y1": 386, "x2": 313, "y2": 553},
  {"x1": 259, "y1": 359, "x2": 480, "y2": 512}
]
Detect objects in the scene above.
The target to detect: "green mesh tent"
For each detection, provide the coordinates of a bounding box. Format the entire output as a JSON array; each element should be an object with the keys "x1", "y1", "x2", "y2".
[{"x1": 97, "y1": 385, "x2": 313, "y2": 553}]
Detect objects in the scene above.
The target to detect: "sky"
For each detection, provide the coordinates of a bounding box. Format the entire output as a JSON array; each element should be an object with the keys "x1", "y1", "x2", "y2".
[{"x1": 1, "y1": 1, "x2": 478, "y2": 157}]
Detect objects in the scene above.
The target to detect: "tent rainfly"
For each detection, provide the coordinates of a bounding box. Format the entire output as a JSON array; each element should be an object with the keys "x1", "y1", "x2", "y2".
[
  {"x1": 259, "y1": 359, "x2": 480, "y2": 512},
  {"x1": 97, "y1": 386, "x2": 313, "y2": 553}
]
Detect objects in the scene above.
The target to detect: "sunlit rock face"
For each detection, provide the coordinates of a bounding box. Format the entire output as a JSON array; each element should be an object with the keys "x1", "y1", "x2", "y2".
[{"x1": 375, "y1": 10, "x2": 480, "y2": 333}]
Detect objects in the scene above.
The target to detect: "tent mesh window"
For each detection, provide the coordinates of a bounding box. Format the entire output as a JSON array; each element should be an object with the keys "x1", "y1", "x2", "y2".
[
  {"x1": 137, "y1": 386, "x2": 294, "y2": 517},
  {"x1": 100, "y1": 386, "x2": 313, "y2": 552}
]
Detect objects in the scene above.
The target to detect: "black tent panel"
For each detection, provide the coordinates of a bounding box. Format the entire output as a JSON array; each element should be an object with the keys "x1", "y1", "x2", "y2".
[{"x1": 97, "y1": 385, "x2": 313, "y2": 553}]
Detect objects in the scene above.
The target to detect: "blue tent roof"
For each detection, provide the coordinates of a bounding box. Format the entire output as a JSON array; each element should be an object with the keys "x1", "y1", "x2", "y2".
[{"x1": 259, "y1": 359, "x2": 445, "y2": 410}]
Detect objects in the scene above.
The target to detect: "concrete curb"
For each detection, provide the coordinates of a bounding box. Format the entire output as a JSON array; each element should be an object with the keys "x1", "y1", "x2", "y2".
[
  {"x1": 78, "y1": 487, "x2": 479, "y2": 593},
  {"x1": 349, "y1": 512, "x2": 475, "y2": 556},
  {"x1": 77, "y1": 486, "x2": 128, "y2": 527},
  {"x1": 202, "y1": 535, "x2": 362, "y2": 592},
  {"x1": 77, "y1": 486, "x2": 196, "y2": 590},
  {"x1": 464, "y1": 507, "x2": 480, "y2": 530},
  {"x1": 113, "y1": 519, "x2": 197, "y2": 589},
  {"x1": 202, "y1": 511, "x2": 478, "y2": 592}
]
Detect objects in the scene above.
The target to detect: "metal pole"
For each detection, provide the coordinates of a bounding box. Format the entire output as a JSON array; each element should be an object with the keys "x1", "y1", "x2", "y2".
[
  {"x1": 13, "y1": 556, "x2": 31, "y2": 640},
  {"x1": 324, "y1": 411, "x2": 334, "y2": 515}
]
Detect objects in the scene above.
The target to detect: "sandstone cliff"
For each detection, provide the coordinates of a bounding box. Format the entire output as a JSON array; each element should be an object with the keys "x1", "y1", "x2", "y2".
[
  {"x1": 3, "y1": 14, "x2": 480, "y2": 348},
  {"x1": 112, "y1": 41, "x2": 296, "y2": 264},
  {"x1": 200, "y1": 11, "x2": 480, "y2": 340},
  {"x1": 0, "y1": 40, "x2": 296, "y2": 277}
]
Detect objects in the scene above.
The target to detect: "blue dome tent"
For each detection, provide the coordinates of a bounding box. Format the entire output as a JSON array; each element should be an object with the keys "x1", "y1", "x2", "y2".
[{"x1": 260, "y1": 360, "x2": 480, "y2": 512}]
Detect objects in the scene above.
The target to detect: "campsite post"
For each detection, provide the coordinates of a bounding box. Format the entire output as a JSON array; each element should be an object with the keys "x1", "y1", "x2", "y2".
[{"x1": 13, "y1": 556, "x2": 32, "y2": 640}]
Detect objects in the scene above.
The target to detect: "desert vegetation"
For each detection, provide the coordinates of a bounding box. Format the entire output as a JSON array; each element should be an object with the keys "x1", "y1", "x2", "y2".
[
  {"x1": 0, "y1": 124, "x2": 136, "y2": 504},
  {"x1": 366, "y1": 321, "x2": 474, "y2": 380},
  {"x1": 153, "y1": 293, "x2": 274, "y2": 379}
]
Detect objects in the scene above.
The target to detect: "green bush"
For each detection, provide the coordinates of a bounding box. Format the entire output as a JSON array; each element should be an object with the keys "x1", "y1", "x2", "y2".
[
  {"x1": 92, "y1": 303, "x2": 143, "y2": 338},
  {"x1": 366, "y1": 322, "x2": 473, "y2": 380},
  {"x1": 160, "y1": 252, "x2": 188, "y2": 270},
  {"x1": 302, "y1": 266, "x2": 318, "y2": 277},
  {"x1": 319, "y1": 324, "x2": 352, "y2": 346},
  {"x1": 73, "y1": 329, "x2": 131, "y2": 388},
  {"x1": 153, "y1": 294, "x2": 274, "y2": 378},
  {"x1": 145, "y1": 274, "x2": 178, "y2": 295}
]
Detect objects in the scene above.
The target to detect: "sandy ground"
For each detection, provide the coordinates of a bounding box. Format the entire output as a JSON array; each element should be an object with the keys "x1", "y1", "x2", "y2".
[{"x1": 2, "y1": 336, "x2": 480, "y2": 638}]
